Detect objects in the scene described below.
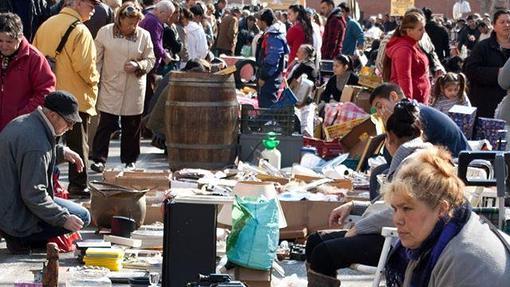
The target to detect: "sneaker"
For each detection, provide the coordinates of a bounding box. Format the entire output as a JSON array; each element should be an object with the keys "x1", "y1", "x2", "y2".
[
  {"x1": 125, "y1": 162, "x2": 136, "y2": 170},
  {"x1": 90, "y1": 162, "x2": 105, "y2": 173}
]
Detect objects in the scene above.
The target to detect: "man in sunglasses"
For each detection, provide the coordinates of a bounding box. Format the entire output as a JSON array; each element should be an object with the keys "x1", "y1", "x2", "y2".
[
  {"x1": 0, "y1": 91, "x2": 90, "y2": 254},
  {"x1": 33, "y1": 0, "x2": 101, "y2": 197}
]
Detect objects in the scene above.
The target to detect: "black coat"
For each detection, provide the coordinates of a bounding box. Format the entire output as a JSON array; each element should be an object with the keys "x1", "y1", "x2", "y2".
[
  {"x1": 0, "y1": 0, "x2": 60, "y2": 42},
  {"x1": 320, "y1": 72, "x2": 359, "y2": 102},
  {"x1": 287, "y1": 63, "x2": 317, "y2": 84},
  {"x1": 463, "y1": 33, "x2": 510, "y2": 118},
  {"x1": 426, "y1": 21, "x2": 450, "y2": 61}
]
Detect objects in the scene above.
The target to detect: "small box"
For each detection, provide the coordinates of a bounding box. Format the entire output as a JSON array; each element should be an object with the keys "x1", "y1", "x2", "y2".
[
  {"x1": 474, "y1": 117, "x2": 507, "y2": 148},
  {"x1": 232, "y1": 267, "x2": 274, "y2": 287},
  {"x1": 448, "y1": 105, "x2": 477, "y2": 139}
]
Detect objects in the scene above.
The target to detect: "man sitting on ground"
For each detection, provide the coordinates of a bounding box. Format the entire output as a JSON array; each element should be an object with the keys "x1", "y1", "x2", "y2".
[{"x1": 0, "y1": 91, "x2": 91, "y2": 254}]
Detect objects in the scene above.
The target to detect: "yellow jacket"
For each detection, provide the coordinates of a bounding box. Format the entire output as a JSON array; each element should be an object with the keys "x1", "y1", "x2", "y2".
[{"x1": 33, "y1": 8, "x2": 99, "y2": 116}]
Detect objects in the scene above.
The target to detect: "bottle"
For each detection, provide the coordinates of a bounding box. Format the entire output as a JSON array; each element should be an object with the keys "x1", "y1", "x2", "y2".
[{"x1": 261, "y1": 132, "x2": 281, "y2": 170}]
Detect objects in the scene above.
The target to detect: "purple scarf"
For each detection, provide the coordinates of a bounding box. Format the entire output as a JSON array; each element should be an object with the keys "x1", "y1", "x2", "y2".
[{"x1": 385, "y1": 202, "x2": 471, "y2": 287}]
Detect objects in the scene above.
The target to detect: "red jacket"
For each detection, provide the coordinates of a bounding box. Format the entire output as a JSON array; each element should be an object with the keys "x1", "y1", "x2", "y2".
[
  {"x1": 321, "y1": 8, "x2": 346, "y2": 60},
  {"x1": 287, "y1": 22, "x2": 305, "y2": 64},
  {"x1": 0, "y1": 37, "x2": 55, "y2": 131},
  {"x1": 385, "y1": 35, "x2": 430, "y2": 103}
]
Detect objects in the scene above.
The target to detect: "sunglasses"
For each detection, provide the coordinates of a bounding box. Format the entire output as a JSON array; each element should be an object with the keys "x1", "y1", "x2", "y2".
[{"x1": 122, "y1": 6, "x2": 141, "y2": 17}]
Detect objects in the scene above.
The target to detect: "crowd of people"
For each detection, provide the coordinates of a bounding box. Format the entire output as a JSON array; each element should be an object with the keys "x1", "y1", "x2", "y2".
[{"x1": 0, "y1": 0, "x2": 509, "y2": 285}]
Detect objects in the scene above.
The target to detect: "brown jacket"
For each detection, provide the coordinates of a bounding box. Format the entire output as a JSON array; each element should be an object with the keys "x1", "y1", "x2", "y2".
[{"x1": 215, "y1": 14, "x2": 238, "y2": 53}]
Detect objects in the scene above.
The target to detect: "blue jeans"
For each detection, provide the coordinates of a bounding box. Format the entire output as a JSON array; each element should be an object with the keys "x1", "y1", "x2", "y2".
[{"x1": 21, "y1": 197, "x2": 90, "y2": 243}]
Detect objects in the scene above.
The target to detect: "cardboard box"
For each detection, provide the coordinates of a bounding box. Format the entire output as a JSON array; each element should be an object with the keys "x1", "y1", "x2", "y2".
[
  {"x1": 448, "y1": 105, "x2": 477, "y2": 139},
  {"x1": 103, "y1": 169, "x2": 171, "y2": 192},
  {"x1": 340, "y1": 117, "x2": 377, "y2": 159},
  {"x1": 280, "y1": 200, "x2": 345, "y2": 234},
  {"x1": 232, "y1": 267, "x2": 274, "y2": 287},
  {"x1": 323, "y1": 117, "x2": 368, "y2": 141},
  {"x1": 475, "y1": 117, "x2": 507, "y2": 149}
]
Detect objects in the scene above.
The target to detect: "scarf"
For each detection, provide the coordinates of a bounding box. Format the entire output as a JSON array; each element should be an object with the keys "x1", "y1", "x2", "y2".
[
  {"x1": 0, "y1": 52, "x2": 16, "y2": 72},
  {"x1": 113, "y1": 24, "x2": 139, "y2": 42},
  {"x1": 385, "y1": 202, "x2": 472, "y2": 287}
]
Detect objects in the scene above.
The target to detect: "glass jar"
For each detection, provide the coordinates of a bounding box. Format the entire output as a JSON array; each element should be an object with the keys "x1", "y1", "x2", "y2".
[{"x1": 66, "y1": 267, "x2": 112, "y2": 287}]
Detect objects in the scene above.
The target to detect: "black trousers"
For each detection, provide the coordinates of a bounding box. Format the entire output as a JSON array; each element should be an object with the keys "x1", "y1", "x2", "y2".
[
  {"x1": 305, "y1": 230, "x2": 385, "y2": 277},
  {"x1": 91, "y1": 111, "x2": 142, "y2": 164},
  {"x1": 65, "y1": 112, "x2": 89, "y2": 189}
]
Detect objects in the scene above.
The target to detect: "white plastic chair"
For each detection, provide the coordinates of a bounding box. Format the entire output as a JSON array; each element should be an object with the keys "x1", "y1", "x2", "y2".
[{"x1": 349, "y1": 226, "x2": 398, "y2": 287}]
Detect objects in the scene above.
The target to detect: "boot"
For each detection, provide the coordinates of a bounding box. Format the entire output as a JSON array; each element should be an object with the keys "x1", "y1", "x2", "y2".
[{"x1": 307, "y1": 269, "x2": 341, "y2": 287}]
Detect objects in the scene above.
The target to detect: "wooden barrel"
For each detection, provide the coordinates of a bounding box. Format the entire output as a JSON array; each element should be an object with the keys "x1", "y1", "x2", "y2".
[{"x1": 165, "y1": 72, "x2": 239, "y2": 170}]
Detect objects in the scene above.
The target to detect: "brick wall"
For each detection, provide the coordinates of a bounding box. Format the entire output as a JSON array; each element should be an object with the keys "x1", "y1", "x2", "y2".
[{"x1": 229, "y1": 0, "x2": 488, "y2": 19}]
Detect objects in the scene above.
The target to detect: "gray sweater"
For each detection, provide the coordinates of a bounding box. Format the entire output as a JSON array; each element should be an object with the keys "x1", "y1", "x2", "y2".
[
  {"x1": 355, "y1": 138, "x2": 432, "y2": 235},
  {"x1": 0, "y1": 110, "x2": 69, "y2": 237},
  {"x1": 496, "y1": 57, "x2": 510, "y2": 123},
  {"x1": 414, "y1": 213, "x2": 510, "y2": 287}
]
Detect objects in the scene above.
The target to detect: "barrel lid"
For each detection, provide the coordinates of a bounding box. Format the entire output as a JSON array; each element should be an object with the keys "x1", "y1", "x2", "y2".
[{"x1": 170, "y1": 71, "x2": 234, "y2": 82}]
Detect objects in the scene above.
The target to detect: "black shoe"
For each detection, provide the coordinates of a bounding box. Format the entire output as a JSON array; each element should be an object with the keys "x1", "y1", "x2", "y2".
[
  {"x1": 90, "y1": 162, "x2": 105, "y2": 173},
  {"x1": 68, "y1": 186, "x2": 91, "y2": 198},
  {"x1": 1, "y1": 232, "x2": 30, "y2": 255}
]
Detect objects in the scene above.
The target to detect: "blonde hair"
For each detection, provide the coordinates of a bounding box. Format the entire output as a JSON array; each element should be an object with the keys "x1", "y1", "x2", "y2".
[
  {"x1": 115, "y1": 1, "x2": 144, "y2": 28},
  {"x1": 383, "y1": 147, "x2": 465, "y2": 213}
]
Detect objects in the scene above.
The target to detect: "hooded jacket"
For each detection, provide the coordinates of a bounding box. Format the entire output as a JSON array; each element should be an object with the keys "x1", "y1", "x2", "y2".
[
  {"x1": 256, "y1": 22, "x2": 289, "y2": 81},
  {"x1": 385, "y1": 35, "x2": 430, "y2": 103}
]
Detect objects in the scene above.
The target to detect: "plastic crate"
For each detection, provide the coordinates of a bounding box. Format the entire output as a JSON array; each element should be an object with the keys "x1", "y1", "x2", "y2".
[
  {"x1": 240, "y1": 104, "x2": 295, "y2": 136},
  {"x1": 303, "y1": 137, "x2": 344, "y2": 159}
]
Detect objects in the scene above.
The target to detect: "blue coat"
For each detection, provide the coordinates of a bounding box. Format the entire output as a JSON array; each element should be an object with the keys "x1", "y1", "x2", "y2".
[{"x1": 256, "y1": 23, "x2": 289, "y2": 108}]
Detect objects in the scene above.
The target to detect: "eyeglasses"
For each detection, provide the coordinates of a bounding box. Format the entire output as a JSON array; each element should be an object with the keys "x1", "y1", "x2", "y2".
[
  {"x1": 122, "y1": 6, "x2": 141, "y2": 17},
  {"x1": 56, "y1": 113, "x2": 75, "y2": 130}
]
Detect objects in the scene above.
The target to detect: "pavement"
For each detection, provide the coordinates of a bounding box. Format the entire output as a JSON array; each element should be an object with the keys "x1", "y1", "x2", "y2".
[{"x1": 0, "y1": 139, "x2": 376, "y2": 286}]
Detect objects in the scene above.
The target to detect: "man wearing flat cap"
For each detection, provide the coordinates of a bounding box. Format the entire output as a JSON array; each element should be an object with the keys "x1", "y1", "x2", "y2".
[
  {"x1": 0, "y1": 91, "x2": 91, "y2": 254},
  {"x1": 34, "y1": 0, "x2": 100, "y2": 197}
]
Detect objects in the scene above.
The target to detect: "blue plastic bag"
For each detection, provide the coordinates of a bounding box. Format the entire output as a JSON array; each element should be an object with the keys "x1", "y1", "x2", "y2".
[{"x1": 226, "y1": 196, "x2": 280, "y2": 270}]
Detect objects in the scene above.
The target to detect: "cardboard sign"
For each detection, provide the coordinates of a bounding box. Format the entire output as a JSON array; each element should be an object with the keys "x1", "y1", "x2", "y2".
[
  {"x1": 390, "y1": 0, "x2": 415, "y2": 16},
  {"x1": 266, "y1": 0, "x2": 306, "y2": 10}
]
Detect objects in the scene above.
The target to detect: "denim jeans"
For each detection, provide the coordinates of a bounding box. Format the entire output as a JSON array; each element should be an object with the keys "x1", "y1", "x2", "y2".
[{"x1": 20, "y1": 197, "x2": 90, "y2": 243}]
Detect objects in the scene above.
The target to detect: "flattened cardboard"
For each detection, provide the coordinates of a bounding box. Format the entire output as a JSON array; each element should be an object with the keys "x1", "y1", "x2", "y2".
[{"x1": 103, "y1": 169, "x2": 171, "y2": 191}]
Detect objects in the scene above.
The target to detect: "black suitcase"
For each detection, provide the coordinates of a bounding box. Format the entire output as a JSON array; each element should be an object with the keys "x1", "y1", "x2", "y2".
[{"x1": 162, "y1": 200, "x2": 218, "y2": 287}]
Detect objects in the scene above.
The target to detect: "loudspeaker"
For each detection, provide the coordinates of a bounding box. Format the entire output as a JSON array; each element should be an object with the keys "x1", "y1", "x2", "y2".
[{"x1": 162, "y1": 200, "x2": 218, "y2": 287}]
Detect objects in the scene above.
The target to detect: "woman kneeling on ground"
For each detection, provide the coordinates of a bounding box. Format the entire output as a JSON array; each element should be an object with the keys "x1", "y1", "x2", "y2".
[
  {"x1": 384, "y1": 147, "x2": 510, "y2": 287},
  {"x1": 305, "y1": 100, "x2": 431, "y2": 287}
]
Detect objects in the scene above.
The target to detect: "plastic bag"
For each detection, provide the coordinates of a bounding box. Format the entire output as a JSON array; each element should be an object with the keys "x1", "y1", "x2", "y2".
[{"x1": 226, "y1": 196, "x2": 279, "y2": 270}]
